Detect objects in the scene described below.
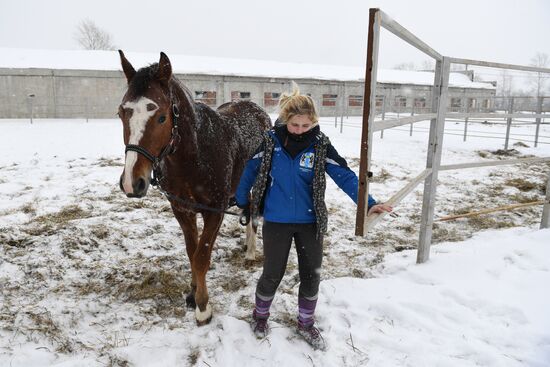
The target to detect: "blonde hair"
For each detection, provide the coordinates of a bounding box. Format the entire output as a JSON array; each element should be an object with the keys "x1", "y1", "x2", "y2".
[{"x1": 279, "y1": 82, "x2": 319, "y2": 124}]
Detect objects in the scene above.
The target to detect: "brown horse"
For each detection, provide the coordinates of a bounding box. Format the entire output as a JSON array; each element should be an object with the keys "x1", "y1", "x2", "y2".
[{"x1": 117, "y1": 51, "x2": 271, "y2": 325}]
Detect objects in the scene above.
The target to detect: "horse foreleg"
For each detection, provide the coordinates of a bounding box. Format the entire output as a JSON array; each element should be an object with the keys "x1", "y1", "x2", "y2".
[
  {"x1": 244, "y1": 220, "x2": 258, "y2": 260},
  {"x1": 193, "y1": 211, "x2": 223, "y2": 326},
  {"x1": 173, "y1": 209, "x2": 199, "y2": 309}
]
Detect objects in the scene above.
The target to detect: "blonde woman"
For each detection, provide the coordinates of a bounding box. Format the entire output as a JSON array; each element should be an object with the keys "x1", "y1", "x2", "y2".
[{"x1": 235, "y1": 85, "x2": 391, "y2": 350}]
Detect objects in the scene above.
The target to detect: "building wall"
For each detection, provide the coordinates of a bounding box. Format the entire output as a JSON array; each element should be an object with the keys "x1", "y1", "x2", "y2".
[{"x1": 0, "y1": 68, "x2": 498, "y2": 119}]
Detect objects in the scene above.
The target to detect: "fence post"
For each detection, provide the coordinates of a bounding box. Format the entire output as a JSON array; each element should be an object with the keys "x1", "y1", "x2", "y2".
[
  {"x1": 382, "y1": 95, "x2": 386, "y2": 120},
  {"x1": 463, "y1": 98, "x2": 469, "y2": 141},
  {"x1": 27, "y1": 94, "x2": 35, "y2": 124},
  {"x1": 417, "y1": 56, "x2": 450, "y2": 264},
  {"x1": 504, "y1": 97, "x2": 514, "y2": 150},
  {"x1": 542, "y1": 169, "x2": 550, "y2": 229},
  {"x1": 29, "y1": 99, "x2": 34, "y2": 124},
  {"x1": 340, "y1": 84, "x2": 345, "y2": 133},
  {"x1": 355, "y1": 8, "x2": 380, "y2": 236},
  {"x1": 334, "y1": 92, "x2": 338, "y2": 127},
  {"x1": 85, "y1": 100, "x2": 89, "y2": 123},
  {"x1": 380, "y1": 95, "x2": 386, "y2": 138},
  {"x1": 534, "y1": 96, "x2": 543, "y2": 148},
  {"x1": 410, "y1": 102, "x2": 415, "y2": 136}
]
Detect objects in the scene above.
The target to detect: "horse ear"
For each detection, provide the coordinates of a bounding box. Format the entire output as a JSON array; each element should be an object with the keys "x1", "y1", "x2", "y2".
[
  {"x1": 119, "y1": 50, "x2": 136, "y2": 83},
  {"x1": 157, "y1": 52, "x2": 172, "y2": 83}
]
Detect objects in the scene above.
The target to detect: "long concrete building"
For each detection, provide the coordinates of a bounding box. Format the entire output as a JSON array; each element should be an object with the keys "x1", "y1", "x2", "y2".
[{"x1": 0, "y1": 48, "x2": 496, "y2": 119}]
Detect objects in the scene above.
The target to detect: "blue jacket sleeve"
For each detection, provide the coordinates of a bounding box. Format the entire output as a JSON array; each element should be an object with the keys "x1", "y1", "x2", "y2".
[
  {"x1": 325, "y1": 143, "x2": 376, "y2": 209},
  {"x1": 235, "y1": 146, "x2": 263, "y2": 207}
]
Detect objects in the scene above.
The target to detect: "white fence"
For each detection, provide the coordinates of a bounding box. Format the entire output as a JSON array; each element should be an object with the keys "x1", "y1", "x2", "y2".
[{"x1": 355, "y1": 8, "x2": 550, "y2": 263}]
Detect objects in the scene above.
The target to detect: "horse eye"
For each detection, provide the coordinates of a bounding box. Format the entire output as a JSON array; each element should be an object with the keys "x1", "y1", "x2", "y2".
[{"x1": 158, "y1": 115, "x2": 166, "y2": 124}]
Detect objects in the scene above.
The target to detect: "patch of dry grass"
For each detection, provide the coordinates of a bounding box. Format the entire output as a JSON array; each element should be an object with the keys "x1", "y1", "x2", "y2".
[
  {"x1": 477, "y1": 150, "x2": 490, "y2": 158},
  {"x1": 21, "y1": 308, "x2": 77, "y2": 354},
  {"x1": 187, "y1": 349, "x2": 201, "y2": 366},
  {"x1": 371, "y1": 168, "x2": 392, "y2": 183},
  {"x1": 33, "y1": 204, "x2": 92, "y2": 227},
  {"x1": 467, "y1": 215, "x2": 516, "y2": 231},
  {"x1": 95, "y1": 157, "x2": 124, "y2": 167},
  {"x1": 220, "y1": 273, "x2": 249, "y2": 292},
  {"x1": 504, "y1": 178, "x2": 538, "y2": 192},
  {"x1": 432, "y1": 225, "x2": 466, "y2": 243},
  {"x1": 20, "y1": 202, "x2": 37, "y2": 215},
  {"x1": 509, "y1": 193, "x2": 541, "y2": 204},
  {"x1": 491, "y1": 148, "x2": 521, "y2": 157},
  {"x1": 119, "y1": 269, "x2": 188, "y2": 317},
  {"x1": 0, "y1": 229, "x2": 35, "y2": 248},
  {"x1": 90, "y1": 225, "x2": 110, "y2": 239},
  {"x1": 513, "y1": 141, "x2": 530, "y2": 148}
]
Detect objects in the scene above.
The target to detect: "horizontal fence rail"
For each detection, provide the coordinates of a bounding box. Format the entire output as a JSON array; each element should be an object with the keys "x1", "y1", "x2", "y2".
[
  {"x1": 373, "y1": 114, "x2": 437, "y2": 131},
  {"x1": 363, "y1": 168, "x2": 432, "y2": 232},
  {"x1": 439, "y1": 157, "x2": 550, "y2": 171},
  {"x1": 449, "y1": 57, "x2": 550, "y2": 74},
  {"x1": 379, "y1": 11, "x2": 443, "y2": 61},
  {"x1": 447, "y1": 112, "x2": 549, "y2": 119}
]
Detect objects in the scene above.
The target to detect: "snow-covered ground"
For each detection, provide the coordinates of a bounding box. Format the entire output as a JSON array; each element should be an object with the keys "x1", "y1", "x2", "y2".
[{"x1": 0, "y1": 116, "x2": 549, "y2": 366}]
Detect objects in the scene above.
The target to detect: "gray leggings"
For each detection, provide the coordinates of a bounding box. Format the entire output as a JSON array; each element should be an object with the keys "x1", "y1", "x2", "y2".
[{"x1": 256, "y1": 221, "x2": 323, "y2": 299}]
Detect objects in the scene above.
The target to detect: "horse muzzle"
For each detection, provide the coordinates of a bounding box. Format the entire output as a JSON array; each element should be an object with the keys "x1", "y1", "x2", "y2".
[{"x1": 120, "y1": 173, "x2": 149, "y2": 198}]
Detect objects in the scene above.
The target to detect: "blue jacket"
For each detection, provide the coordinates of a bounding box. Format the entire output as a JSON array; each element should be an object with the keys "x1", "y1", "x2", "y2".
[{"x1": 236, "y1": 129, "x2": 376, "y2": 224}]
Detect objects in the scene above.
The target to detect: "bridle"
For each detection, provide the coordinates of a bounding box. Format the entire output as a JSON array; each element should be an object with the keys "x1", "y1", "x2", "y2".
[
  {"x1": 124, "y1": 102, "x2": 181, "y2": 187},
  {"x1": 122, "y1": 96, "x2": 247, "y2": 223}
]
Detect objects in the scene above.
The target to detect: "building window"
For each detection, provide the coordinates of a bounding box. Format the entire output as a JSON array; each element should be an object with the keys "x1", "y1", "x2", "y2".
[
  {"x1": 468, "y1": 98, "x2": 477, "y2": 109},
  {"x1": 348, "y1": 95, "x2": 363, "y2": 107},
  {"x1": 375, "y1": 95, "x2": 385, "y2": 107},
  {"x1": 394, "y1": 96, "x2": 407, "y2": 107},
  {"x1": 195, "y1": 91, "x2": 217, "y2": 106},
  {"x1": 231, "y1": 91, "x2": 251, "y2": 102},
  {"x1": 482, "y1": 99, "x2": 490, "y2": 109},
  {"x1": 264, "y1": 92, "x2": 280, "y2": 107},
  {"x1": 451, "y1": 97, "x2": 462, "y2": 108},
  {"x1": 414, "y1": 97, "x2": 426, "y2": 108},
  {"x1": 322, "y1": 94, "x2": 337, "y2": 107}
]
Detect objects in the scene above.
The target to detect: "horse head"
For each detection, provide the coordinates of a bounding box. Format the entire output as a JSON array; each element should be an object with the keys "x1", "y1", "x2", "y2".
[{"x1": 118, "y1": 50, "x2": 177, "y2": 198}]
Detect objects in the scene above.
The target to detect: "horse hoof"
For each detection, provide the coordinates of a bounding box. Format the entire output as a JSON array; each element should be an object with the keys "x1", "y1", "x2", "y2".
[
  {"x1": 195, "y1": 304, "x2": 212, "y2": 326},
  {"x1": 186, "y1": 293, "x2": 196, "y2": 309},
  {"x1": 196, "y1": 316, "x2": 212, "y2": 326}
]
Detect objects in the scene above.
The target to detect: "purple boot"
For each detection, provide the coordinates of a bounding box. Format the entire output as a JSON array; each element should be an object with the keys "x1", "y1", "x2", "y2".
[
  {"x1": 251, "y1": 293, "x2": 272, "y2": 338},
  {"x1": 297, "y1": 296, "x2": 326, "y2": 351}
]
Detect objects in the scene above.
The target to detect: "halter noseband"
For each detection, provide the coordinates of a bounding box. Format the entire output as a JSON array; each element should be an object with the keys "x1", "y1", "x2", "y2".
[{"x1": 125, "y1": 102, "x2": 181, "y2": 187}]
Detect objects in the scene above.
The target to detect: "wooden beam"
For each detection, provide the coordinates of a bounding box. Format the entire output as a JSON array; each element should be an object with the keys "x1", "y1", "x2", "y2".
[
  {"x1": 449, "y1": 57, "x2": 550, "y2": 74},
  {"x1": 437, "y1": 201, "x2": 544, "y2": 222},
  {"x1": 439, "y1": 157, "x2": 550, "y2": 171},
  {"x1": 373, "y1": 114, "x2": 436, "y2": 132},
  {"x1": 542, "y1": 170, "x2": 550, "y2": 229},
  {"x1": 417, "y1": 57, "x2": 451, "y2": 264},
  {"x1": 363, "y1": 168, "x2": 432, "y2": 232},
  {"x1": 355, "y1": 8, "x2": 381, "y2": 236},
  {"x1": 446, "y1": 113, "x2": 549, "y2": 119},
  {"x1": 379, "y1": 10, "x2": 442, "y2": 61}
]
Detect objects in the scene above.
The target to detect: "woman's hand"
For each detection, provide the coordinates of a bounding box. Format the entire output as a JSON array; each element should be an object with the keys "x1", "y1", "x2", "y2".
[{"x1": 367, "y1": 203, "x2": 393, "y2": 216}]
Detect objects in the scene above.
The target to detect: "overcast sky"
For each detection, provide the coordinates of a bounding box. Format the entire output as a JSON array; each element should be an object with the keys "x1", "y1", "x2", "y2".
[{"x1": 1, "y1": 0, "x2": 549, "y2": 72}]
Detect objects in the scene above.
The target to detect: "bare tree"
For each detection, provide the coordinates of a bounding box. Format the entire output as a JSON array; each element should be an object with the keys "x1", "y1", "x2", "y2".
[
  {"x1": 74, "y1": 19, "x2": 115, "y2": 50},
  {"x1": 529, "y1": 52, "x2": 549, "y2": 98},
  {"x1": 498, "y1": 69, "x2": 514, "y2": 97},
  {"x1": 419, "y1": 59, "x2": 434, "y2": 71},
  {"x1": 393, "y1": 62, "x2": 416, "y2": 71},
  {"x1": 450, "y1": 63, "x2": 467, "y2": 72}
]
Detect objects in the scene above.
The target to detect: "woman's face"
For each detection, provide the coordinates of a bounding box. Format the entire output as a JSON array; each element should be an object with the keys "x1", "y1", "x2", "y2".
[{"x1": 286, "y1": 115, "x2": 314, "y2": 135}]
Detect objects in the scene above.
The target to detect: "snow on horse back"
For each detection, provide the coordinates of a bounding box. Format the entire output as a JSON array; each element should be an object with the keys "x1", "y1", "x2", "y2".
[{"x1": 117, "y1": 50, "x2": 271, "y2": 325}]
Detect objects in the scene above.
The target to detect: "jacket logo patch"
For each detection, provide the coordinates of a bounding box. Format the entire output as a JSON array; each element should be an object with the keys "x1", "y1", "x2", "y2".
[{"x1": 300, "y1": 152, "x2": 315, "y2": 169}]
